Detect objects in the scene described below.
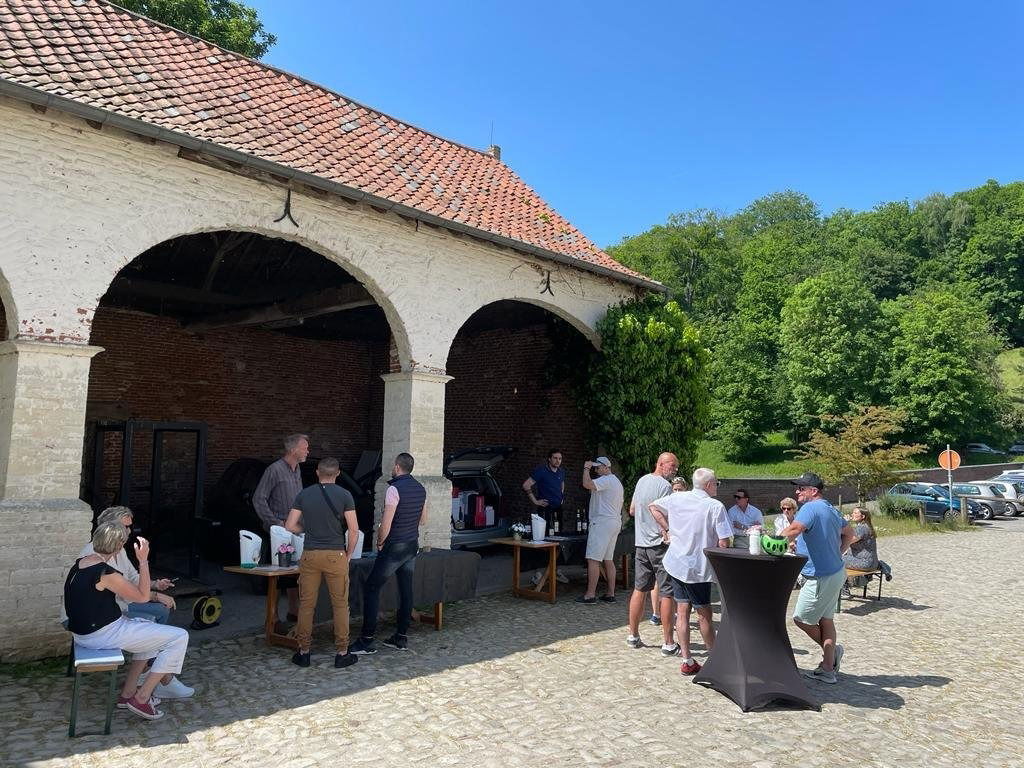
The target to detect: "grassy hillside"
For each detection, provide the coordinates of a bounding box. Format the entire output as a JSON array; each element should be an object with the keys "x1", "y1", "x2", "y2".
[{"x1": 998, "y1": 347, "x2": 1024, "y2": 404}]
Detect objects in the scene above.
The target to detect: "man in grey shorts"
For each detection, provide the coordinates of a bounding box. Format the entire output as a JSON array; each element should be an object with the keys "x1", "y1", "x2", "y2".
[{"x1": 626, "y1": 452, "x2": 678, "y2": 653}]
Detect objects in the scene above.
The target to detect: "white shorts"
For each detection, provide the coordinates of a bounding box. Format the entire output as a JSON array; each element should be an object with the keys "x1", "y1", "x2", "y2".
[
  {"x1": 74, "y1": 616, "x2": 189, "y2": 676},
  {"x1": 586, "y1": 518, "x2": 621, "y2": 561}
]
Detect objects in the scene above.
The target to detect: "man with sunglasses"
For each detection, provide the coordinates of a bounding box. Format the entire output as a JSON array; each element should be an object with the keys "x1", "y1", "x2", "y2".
[
  {"x1": 727, "y1": 488, "x2": 763, "y2": 543},
  {"x1": 779, "y1": 472, "x2": 855, "y2": 684}
]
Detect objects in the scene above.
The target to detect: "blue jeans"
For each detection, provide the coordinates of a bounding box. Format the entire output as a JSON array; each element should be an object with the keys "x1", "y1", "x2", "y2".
[
  {"x1": 361, "y1": 539, "x2": 418, "y2": 639},
  {"x1": 126, "y1": 601, "x2": 170, "y2": 624}
]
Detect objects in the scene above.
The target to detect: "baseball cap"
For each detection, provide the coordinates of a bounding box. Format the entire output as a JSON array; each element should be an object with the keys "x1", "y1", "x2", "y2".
[
  {"x1": 791, "y1": 471, "x2": 824, "y2": 490},
  {"x1": 592, "y1": 457, "x2": 612, "y2": 467}
]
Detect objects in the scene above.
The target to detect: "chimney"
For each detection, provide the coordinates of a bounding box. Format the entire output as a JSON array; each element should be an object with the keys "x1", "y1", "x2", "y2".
[{"x1": 487, "y1": 144, "x2": 502, "y2": 161}]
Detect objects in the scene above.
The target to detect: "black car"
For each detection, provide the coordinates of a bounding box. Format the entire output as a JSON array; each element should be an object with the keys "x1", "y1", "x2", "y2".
[{"x1": 445, "y1": 446, "x2": 514, "y2": 548}]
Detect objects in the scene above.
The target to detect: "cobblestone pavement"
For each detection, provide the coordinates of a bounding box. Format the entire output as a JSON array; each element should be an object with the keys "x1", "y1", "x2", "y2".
[{"x1": 3, "y1": 518, "x2": 1023, "y2": 768}]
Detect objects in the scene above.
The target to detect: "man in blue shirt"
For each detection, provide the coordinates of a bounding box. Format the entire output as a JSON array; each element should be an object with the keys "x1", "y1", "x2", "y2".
[
  {"x1": 780, "y1": 472, "x2": 855, "y2": 684},
  {"x1": 523, "y1": 449, "x2": 566, "y2": 530}
]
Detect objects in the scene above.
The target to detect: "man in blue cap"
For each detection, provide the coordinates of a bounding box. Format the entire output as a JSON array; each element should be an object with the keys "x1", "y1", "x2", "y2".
[{"x1": 779, "y1": 472, "x2": 855, "y2": 684}]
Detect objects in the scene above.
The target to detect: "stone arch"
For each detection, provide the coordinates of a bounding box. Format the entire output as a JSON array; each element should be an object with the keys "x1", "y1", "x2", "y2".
[{"x1": 89, "y1": 222, "x2": 413, "y2": 371}]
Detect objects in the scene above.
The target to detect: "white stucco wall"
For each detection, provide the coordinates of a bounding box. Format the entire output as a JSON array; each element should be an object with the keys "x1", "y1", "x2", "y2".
[{"x1": 0, "y1": 95, "x2": 644, "y2": 658}]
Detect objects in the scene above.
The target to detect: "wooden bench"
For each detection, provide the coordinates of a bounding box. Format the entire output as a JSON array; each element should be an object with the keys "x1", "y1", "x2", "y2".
[
  {"x1": 69, "y1": 644, "x2": 124, "y2": 737},
  {"x1": 836, "y1": 567, "x2": 884, "y2": 612}
]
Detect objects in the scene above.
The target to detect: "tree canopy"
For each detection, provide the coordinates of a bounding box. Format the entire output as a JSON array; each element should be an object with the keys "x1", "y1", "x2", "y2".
[
  {"x1": 118, "y1": 0, "x2": 277, "y2": 58},
  {"x1": 578, "y1": 297, "x2": 711, "y2": 481},
  {"x1": 609, "y1": 180, "x2": 1024, "y2": 455}
]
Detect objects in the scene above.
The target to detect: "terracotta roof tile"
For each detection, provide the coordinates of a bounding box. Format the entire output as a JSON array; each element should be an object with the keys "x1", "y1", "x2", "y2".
[{"x1": 0, "y1": 0, "x2": 650, "y2": 285}]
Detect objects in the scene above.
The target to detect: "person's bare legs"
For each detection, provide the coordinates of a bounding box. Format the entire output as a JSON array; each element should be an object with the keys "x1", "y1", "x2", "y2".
[
  {"x1": 583, "y1": 559, "x2": 600, "y2": 599},
  {"x1": 120, "y1": 658, "x2": 148, "y2": 698},
  {"x1": 649, "y1": 589, "x2": 658, "y2": 618},
  {"x1": 794, "y1": 617, "x2": 836, "y2": 669},
  {"x1": 675, "y1": 600, "x2": 693, "y2": 659},
  {"x1": 660, "y1": 595, "x2": 675, "y2": 646},
  {"x1": 695, "y1": 604, "x2": 715, "y2": 652},
  {"x1": 628, "y1": 588, "x2": 648, "y2": 637},
  {"x1": 601, "y1": 559, "x2": 616, "y2": 597}
]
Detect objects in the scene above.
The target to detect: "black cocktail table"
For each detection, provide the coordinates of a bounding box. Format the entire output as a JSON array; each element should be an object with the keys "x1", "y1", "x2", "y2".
[{"x1": 693, "y1": 547, "x2": 820, "y2": 712}]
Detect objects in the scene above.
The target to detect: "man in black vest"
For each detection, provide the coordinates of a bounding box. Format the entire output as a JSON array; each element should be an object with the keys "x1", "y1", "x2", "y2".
[{"x1": 349, "y1": 452, "x2": 427, "y2": 654}]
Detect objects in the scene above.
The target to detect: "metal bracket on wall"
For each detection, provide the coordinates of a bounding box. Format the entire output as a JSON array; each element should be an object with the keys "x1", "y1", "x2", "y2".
[
  {"x1": 540, "y1": 270, "x2": 554, "y2": 296},
  {"x1": 273, "y1": 189, "x2": 299, "y2": 227}
]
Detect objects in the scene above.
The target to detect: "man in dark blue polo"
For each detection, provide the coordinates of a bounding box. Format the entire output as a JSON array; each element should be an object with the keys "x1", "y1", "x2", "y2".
[
  {"x1": 523, "y1": 448, "x2": 565, "y2": 530},
  {"x1": 349, "y1": 452, "x2": 427, "y2": 654}
]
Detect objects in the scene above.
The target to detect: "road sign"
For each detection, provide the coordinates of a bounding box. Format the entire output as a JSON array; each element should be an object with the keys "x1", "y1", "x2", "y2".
[{"x1": 938, "y1": 449, "x2": 961, "y2": 470}]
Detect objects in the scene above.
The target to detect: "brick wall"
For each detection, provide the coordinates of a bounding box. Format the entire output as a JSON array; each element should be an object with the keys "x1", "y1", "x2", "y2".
[
  {"x1": 444, "y1": 323, "x2": 590, "y2": 521},
  {"x1": 84, "y1": 308, "x2": 388, "y2": 527}
]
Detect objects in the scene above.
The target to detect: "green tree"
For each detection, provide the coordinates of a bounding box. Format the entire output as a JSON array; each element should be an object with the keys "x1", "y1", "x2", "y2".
[
  {"x1": 579, "y1": 297, "x2": 711, "y2": 481},
  {"x1": 779, "y1": 271, "x2": 887, "y2": 435},
  {"x1": 118, "y1": 0, "x2": 277, "y2": 58},
  {"x1": 882, "y1": 287, "x2": 1006, "y2": 447},
  {"x1": 794, "y1": 406, "x2": 926, "y2": 503}
]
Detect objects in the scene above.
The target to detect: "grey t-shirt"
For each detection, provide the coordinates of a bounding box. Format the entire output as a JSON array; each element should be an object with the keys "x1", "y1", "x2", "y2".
[
  {"x1": 631, "y1": 473, "x2": 672, "y2": 547},
  {"x1": 293, "y1": 483, "x2": 356, "y2": 550}
]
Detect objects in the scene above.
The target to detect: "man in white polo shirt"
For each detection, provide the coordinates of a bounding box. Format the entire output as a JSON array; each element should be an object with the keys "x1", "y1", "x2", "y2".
[
  {"x1": 576, "y1": 457, "x2": 624, "y2": 604},
  {"x1": 650, "y1": 467, "x2": 732, "y2": 675}
]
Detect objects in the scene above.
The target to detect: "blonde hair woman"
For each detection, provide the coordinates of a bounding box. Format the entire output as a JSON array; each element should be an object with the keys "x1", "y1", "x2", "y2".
[
  {"x1": 63, "y1": 522, "x2": 191, "y2": 721},
  {"x1": 774, "y1": 497, "x2": 798, "y2": 535}
]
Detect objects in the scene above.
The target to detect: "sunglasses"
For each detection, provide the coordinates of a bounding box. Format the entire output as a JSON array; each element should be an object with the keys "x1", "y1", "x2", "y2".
[{"x1": 781, "y1": 506, "x2": 795, "y2": 511}]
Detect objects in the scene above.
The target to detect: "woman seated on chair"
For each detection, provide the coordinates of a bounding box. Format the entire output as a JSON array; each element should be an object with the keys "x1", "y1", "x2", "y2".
[
  {"x1": 64, "y1": 522, "x2": 191, "y2": 721},
  {"x1": 843, "y1": 506, "x2": 879, "y2": 571}
]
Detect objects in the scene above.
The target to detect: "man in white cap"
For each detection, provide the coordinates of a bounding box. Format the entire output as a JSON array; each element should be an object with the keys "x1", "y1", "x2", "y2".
[{"x1": 576, "y1": 457, "x2": 624, "y2": 604}]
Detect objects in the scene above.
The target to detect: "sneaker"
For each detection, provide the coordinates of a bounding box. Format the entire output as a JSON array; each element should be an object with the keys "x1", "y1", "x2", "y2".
[
  {"x1": 626, "y1": 635, "x2": 643, "y2": 649},
  {"x1": 661, "y1": 643, "x2": 680, "y2": 657},
  {"x1": 126, "y1": 697, "x2": 164, "y2": 721},
  {"x1": 291, "y1": 651, "x2": 311, "y2": 668},
  {"x1": 801, "y1": 665, "x2": 838, "y2": 684},
  {"x1": 348, "y1": 637, "x2": 378, "y2": 655},
  {"x1": 117, "y1": 695, "x2": 160, "y2": 709},
  {"x1": 153, "y1": 676, "x2": 194, "y2": 699},
  {"x1": 382, "y1": 633, "x2": 409, "y2": 650},
  {"x1": 833, "y1": 644, "x2": 845, "y2": 674},
  {"x1": 555, "y1": 571, "x2": 570, "y2": 584},
  {"x1": 649, "y1": 614, "x2": 662, "y2": 626},
  {"x1": 599, "y1": 594, "x2": 616, "y2": 603},
  {"x1": 529, "y1": 571, "x2": 543, "y2": 586},
  {"x1": 680, "y1": 659, "x2": 702, "y2": 675},
  {"x1": 334, "y1": 652, "x2": 358, "y2": 668},
  {"x1": 575, "y1": 595, "x2": 597, "y2": 604}
]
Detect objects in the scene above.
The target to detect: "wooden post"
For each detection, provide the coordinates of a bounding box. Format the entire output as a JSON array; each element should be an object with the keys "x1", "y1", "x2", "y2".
[
  {"x1": 958, "y1": 496, "x2": 969, "y2": 525},
  {"x1": 918, "y1": 501, "x2": 927, "y2": 526}
]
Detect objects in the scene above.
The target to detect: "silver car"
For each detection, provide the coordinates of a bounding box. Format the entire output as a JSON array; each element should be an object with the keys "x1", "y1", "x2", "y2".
[
  {"x1": 983, "y1": 479, "x2": 1024, "y2": 516},
  {"x1": 952, "y1": 482, "x2": 1015, "y2": 520}
]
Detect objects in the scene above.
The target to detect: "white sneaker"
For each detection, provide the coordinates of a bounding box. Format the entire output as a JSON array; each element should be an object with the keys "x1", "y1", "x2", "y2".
[
  {"x1": 555, "y1": 570, "x2": 569, "y2": 584},
  {"x1": 833, "y1": 644, "x2": 845, "y2": 674},
  {"x1": 153, "y1": 676, "x2": 194, "y2": 699},
  {"x1": 529, "y1": 570, "x2": 543, "y2": 586},
  {"x1": 801, "y1": 666, "x2": 837, "y2": 684}
]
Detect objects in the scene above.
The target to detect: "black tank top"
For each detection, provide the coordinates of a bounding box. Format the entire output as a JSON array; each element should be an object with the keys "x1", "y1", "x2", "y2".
[{"x1": 64, "y1": 560, "x2": 122, "y2": 635}]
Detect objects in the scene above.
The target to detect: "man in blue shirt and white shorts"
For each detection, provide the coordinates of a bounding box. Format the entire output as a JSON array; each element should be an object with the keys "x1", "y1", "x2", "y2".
[{"x1": 779, "y1": 472, "x2": 855, "y2": 684}]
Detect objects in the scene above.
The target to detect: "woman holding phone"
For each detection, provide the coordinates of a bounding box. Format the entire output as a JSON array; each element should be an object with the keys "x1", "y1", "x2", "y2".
[{"x1": 64, "y1": 522, "x2": 192, "y2": 720}]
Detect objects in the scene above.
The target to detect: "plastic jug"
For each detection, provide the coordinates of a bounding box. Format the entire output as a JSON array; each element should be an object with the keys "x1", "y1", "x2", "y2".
[
  {"x1": 531, "y1": 514, "x2": 546, "y2": 542},
  {"x1": 239, "y1": 530, "x2": 262, "y2": 567}
]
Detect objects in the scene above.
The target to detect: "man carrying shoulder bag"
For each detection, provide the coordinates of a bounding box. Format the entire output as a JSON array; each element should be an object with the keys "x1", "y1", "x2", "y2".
[{"x1": 285, "y1": 457, "x2": 360, "y2": 669}]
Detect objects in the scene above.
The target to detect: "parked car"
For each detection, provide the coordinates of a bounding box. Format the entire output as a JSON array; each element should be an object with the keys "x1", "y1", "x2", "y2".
[
  {"x1": 965, "y1": 442, "x2": 1006, "y2": 455},
  {"x1": 1008, "y1": 443, "x2": 1024, "y2": 455},
  {"x1": 887, "y1": 482, "x2": 981, "y2": 522},
  {"x1": 980, "y1": 480, "x2": 1024, "y2": 516},
  {"x1": 950, "y1": 482, "x2": 1012, "y2": 520},
  {"x1": 445, "y1": 446, "x2": 514, "y2": 548}
]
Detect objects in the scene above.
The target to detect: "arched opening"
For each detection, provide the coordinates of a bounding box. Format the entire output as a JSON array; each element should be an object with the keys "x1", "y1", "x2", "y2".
[
  {"x1": 83, "y1": 231, "x2": 396, "y2": 576},
  {"x1": 444, "y1": 300, "x2": 594, "y2": 545}
]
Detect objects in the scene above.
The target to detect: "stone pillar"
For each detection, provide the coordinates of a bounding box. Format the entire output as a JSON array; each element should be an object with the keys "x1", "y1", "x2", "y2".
[
  {"x1": 0, "y1": 341, "x2": 102, "y2": 661},
  {"x1": 375, "y1": 371, "x2": 453, "y2": 550}
]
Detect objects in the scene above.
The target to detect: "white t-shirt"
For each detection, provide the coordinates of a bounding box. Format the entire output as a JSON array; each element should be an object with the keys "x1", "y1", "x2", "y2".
[
  {"x1": 588, "y1": 473, "x2": 624, "y2": 522},
  {"x1": 631, "y1": 473, "x2": 672, "y2": 547},
  {"x1": 727, "y1": 503, "x2": 763, "y2": 532},
  {"x1": 652, "y1": 489, "x2": 733, "y2": 583}
]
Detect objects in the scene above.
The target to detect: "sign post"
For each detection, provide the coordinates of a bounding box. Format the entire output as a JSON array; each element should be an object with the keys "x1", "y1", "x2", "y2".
[{"x1": 938, "y1": 446, "x2": 962, "y2": 516}]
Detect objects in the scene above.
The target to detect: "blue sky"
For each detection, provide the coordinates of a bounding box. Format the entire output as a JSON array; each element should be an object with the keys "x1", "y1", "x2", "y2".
[{"x1": 251, "y1": 1, "x2": 1024, "y2": 248}]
